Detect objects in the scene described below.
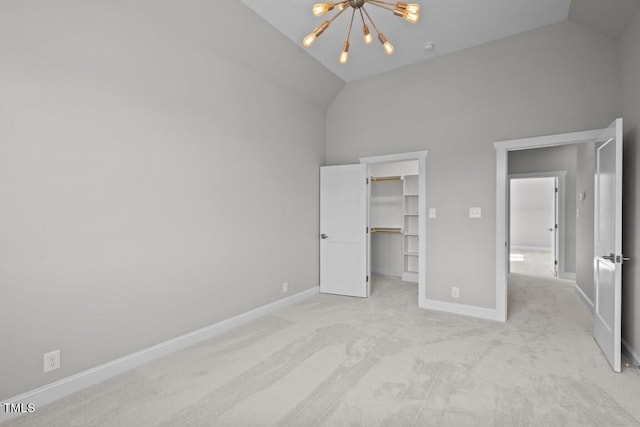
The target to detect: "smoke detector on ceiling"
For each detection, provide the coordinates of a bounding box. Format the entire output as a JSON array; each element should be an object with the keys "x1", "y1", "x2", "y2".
[{"x1": 422, "y1": 41, "x2": 435, "y2": 52}]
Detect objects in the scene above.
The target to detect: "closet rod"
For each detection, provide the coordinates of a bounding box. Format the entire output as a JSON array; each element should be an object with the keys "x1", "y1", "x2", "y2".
[
  {"x1": 370, "y1": 176, "x2": 402, "y2": 182},
  {"x1": 370, "y1": 227, "x2": 402, "y2": 234}
]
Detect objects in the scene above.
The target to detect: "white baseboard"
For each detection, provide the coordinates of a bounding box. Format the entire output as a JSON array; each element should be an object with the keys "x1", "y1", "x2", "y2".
[
  {"x1": 401, "y1": 272, "x2": 418, "y2": 283},
  {"x1": 561, "y1": 272, "x2": 576, "y2": 280},
  {"x1": 0, "y1": 286, "x2": 319, "y2": 424},
  {"x1": 574, "y1": 284, "x2": 594, "y2": 313},
  {"x1": 371, "y1": 268, "x2": 402, "y2": 279},
  {"x1": 511, "y1": 246, "x2": 552, "y2": 252},
  {"x1": 622, "y1": 339, "x2": 640, "y2": 367},
  {"x1": 420, "y1": 298, "x2": 503, "y2": 322}
]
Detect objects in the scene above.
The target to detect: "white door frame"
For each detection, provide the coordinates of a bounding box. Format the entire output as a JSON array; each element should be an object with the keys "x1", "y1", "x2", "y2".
[
  {"x1": 359, "y1": 150, "x2": 428, "y2": 305},
  {"x1": 508, "y1": 172, "x2": 567, "y2": 278},
  {"x1": 494, "y1": 129, "x2": 603, "y2": 322}
]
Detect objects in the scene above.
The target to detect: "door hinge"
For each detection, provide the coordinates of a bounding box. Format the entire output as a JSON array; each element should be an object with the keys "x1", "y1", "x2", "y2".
[
  {"x1": 555, "y1": 260, "x2": 558, "y2": 265},
  {"x1": 366, "y1": 226, "x2": 369, "y2": 234},
  {"x1": 366, "y1": 178, "x2": 369, "y2": 185},
  {"x1": 366, "y1": 275, "x2": 369, "y2": 282},
  {"x1": 555, "y1": 187, "x2": 559, "y2": 193},
  {"x1": 555, "y1": 224, "x2": 559, "y2": 229}
]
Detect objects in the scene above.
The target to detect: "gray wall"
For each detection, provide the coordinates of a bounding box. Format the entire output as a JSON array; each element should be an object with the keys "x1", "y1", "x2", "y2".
[
  {"x1": 509, "y1": 145, "x2": 578, "y2": 274},
  {"x1": 0, "y1": 1, "x2": 342, "y2": 398},
  {"x1": 621, "y1": 8, "x2": 640, "y2": 361},
  {"x1": 576, "y1": 142, "x2": 596, "y2": 303},
  {"x1": 327, "y1": 21, "x2": 619, "y2": 308}
]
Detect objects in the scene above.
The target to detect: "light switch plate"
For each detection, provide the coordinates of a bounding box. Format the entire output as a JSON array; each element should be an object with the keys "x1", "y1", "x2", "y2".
[
  {"x1": 469, "y1": 207, "x2": 482, "y2": 218},
  {"x1": 428, "y1": 208, "x2": 436, "y2": 219}
]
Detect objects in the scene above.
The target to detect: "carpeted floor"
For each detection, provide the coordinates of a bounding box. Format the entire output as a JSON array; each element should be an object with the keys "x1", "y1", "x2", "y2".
[
  {"x1": 5, "y1": 274, "x2": 640, "y2": 426},
  {"x1": 510, "y1": 249, "x2": 556, "y2": 278}
]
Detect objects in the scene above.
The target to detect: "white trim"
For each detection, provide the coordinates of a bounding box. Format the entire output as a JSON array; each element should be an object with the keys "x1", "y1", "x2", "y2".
[
  {"x1": 511, "y1": 246, "x2": 553, "y2": 252},
  {"x1": 359, "y1": 151, "x2": 428, "y2": 309},
  {"x1": 574, "y1": 283, "x2": 594, "y2": 313},
  {"x1": 371, "y1": 268, "x2": 402, "y2": 279},
  {"x1": 401, "y1": 272, "x2": 418, "y2": 283},
  {"x1": 494, "y1": 129, "x2": 604, "y2": 151},
  {"x1": 562, "y1": 272, "x2": 576, "y2": 280},
  {"x1": 422, "y1": 299, "x2": 502, "y2": 322},
  {"x1": 622, "y1": 339, "x2": 640, "y2": 367},
  {"x1": 508, "y1": 171, "x2": 568, "y2": 179},
  {"x1": 359, "y1": 151, "x2": 428, "y2": 165},
  {"x1": 494, "y1": 128, "x2": 604, "y2": 323},
  {"x1": 0, "y1": 287, "x2": 319, "y2": 424}
]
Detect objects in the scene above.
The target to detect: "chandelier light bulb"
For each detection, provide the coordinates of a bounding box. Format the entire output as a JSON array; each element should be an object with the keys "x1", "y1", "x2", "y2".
[
  {"x1": 303, "y1": 33, "x2": 317, "y2": 47},
  {"x1": 339, "y1": 40, "x2": 350, "y2": 64},
  {"x1": 303, "y1": 21, "x2": 331, "y2": 47},
  {"x1": 405, "y1": 3, "x2": 420, "y2": 13},
  {"x1": 383, "y1": 41, "x2": 395, "y2": 55},
  {"x1": 312, "y1": 2, "x2": 334, "y2": 17},
  {"x1": 378, "y1": 33, "x2": 394, "y2": 55},
  {"x1": 403, "y1": 10, "x2": 420, "y2": 23},
  {"x1": 394, "y1": 5, "x2": 420, "y2": 24},
  {"x1": 362, "y1": 24, "x2": 373, "y2": 44}
]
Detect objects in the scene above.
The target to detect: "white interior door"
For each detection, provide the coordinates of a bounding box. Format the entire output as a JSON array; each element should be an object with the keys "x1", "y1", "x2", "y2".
[
  {"x1": 552, "y1": 177, "x2": 559, "y2": 277},
  {"x1": 593, "y1": 118, "x2": 624, "y2": 372},
  {"x1": 320, "y1": 164, "x2": 368, "y2": 298}
]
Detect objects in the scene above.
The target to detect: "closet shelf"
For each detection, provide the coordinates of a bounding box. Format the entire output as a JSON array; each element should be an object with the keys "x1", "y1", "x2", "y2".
[
  {"x1": 404, "y1": 233, "x2": 418, "y2": 237},
  {"x1": 371, "y1": 176, "x2": 402, "y2": 182},
  {"x1": 404, "y1": 213, "x2": 418, "y2": 216},
  {"x1": 404, "y1": 193, "x2": 419, "y2": 197},
  {"x1": 404, "y1": 251, "x2": 418, "y2": 257},
  {"x1": 371, "y1": 227, "x2": 402, "y2": 234}
]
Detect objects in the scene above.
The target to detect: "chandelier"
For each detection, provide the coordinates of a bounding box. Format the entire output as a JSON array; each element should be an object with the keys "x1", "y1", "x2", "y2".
[{"x1": 303, "y1": 1, "x2": 421, "y2": 64}]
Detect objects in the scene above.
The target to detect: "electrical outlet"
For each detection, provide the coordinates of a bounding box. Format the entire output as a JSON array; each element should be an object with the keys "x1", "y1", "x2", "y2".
[
  {"x1": 451, "y1": 287, "x2": 460, "y2": 298},
  {"x1": 44, "y1": 350, "x2": 60, "y2": 373},
  {"x1": 282, "y1": 282, "x2": 288, "y2": 293},
  {"x1": 469, "y1": 207, "x2": 482, "y2": 218}
]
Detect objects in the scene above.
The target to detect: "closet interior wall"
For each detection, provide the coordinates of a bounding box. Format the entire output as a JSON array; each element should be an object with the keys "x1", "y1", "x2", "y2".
[{"x1": 369, "y1": 160, "x2": 419, "y2": 281}]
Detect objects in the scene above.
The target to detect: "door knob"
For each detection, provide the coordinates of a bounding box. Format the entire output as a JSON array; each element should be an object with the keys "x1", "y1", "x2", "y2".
[
  {"x1": 602, "y1": 253, "x2": 615, "y2": 261},
  {"x1": 321, "y1": 234, "x2": 329, "y2": 239},
  {"x1": 547, "y1": 228, "x2": 554, "y2": 232}
]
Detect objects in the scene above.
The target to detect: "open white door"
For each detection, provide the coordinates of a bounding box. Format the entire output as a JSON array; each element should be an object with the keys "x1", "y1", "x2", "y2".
[
  {"x1": 593, "y1": 118, "x2": 624, "y2": 372},
  {"x1": 552, "y1": 177, "x2": 559, "y2": 277},
  {"x1": 320, "y1": 164, "x2": 368, "y2": 298}
]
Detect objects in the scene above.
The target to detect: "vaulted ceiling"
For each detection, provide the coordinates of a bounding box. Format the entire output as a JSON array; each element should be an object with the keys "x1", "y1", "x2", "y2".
[{"x1": 240, "y1": 0, "x2": 640, "y2": 83}]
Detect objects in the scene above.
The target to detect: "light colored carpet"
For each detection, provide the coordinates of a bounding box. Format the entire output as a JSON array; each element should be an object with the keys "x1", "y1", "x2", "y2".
[
  {"x1": 510, "y1": 249, "x2": 555, "y2": 278},
  {"x1": 5, "y1": 274, "x2": 640, "y2": 426}
]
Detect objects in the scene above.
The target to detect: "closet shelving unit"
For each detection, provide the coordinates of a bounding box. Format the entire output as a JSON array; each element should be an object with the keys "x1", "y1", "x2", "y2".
[
  {"x1": 369, "y1": 174, "x2": 419, "y2": 282},
  {"x1": 402, "y1": 175, "x2": 419, "y2": 283}
]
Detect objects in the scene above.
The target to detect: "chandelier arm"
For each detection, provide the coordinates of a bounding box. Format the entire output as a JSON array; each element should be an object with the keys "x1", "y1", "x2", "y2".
[
  {"x1": 346, "y1": 7, "x2": 356, "y2": 41},
  {"x1": 327, "y1": 4, "x2": 350, "y2": 24},
  {"x1": 358, "y1": 7, "x2": 368, "y2": 27},
  {"x1": 361, "y1": 5, "x2": 383, "y2": 35}
]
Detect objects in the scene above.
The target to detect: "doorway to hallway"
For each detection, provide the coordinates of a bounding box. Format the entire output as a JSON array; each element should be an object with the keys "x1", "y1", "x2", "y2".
[{"x1": 509, "y1": 175, "x2": 561, "y2": 278}]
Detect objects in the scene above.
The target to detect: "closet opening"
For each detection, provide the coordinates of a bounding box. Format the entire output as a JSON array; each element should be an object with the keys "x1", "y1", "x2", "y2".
[{"x1": 360, "y1": 151, "x2": 428, "y2": 305}]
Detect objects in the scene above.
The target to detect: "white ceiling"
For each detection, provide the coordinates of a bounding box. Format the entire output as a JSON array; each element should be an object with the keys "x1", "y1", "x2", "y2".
[
  {"x1": 569, "y1": 0, "x2": 640, "y2": 41},
  {"x1": 240, "y1": 0, "x2": 572, "y2": 82}
]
